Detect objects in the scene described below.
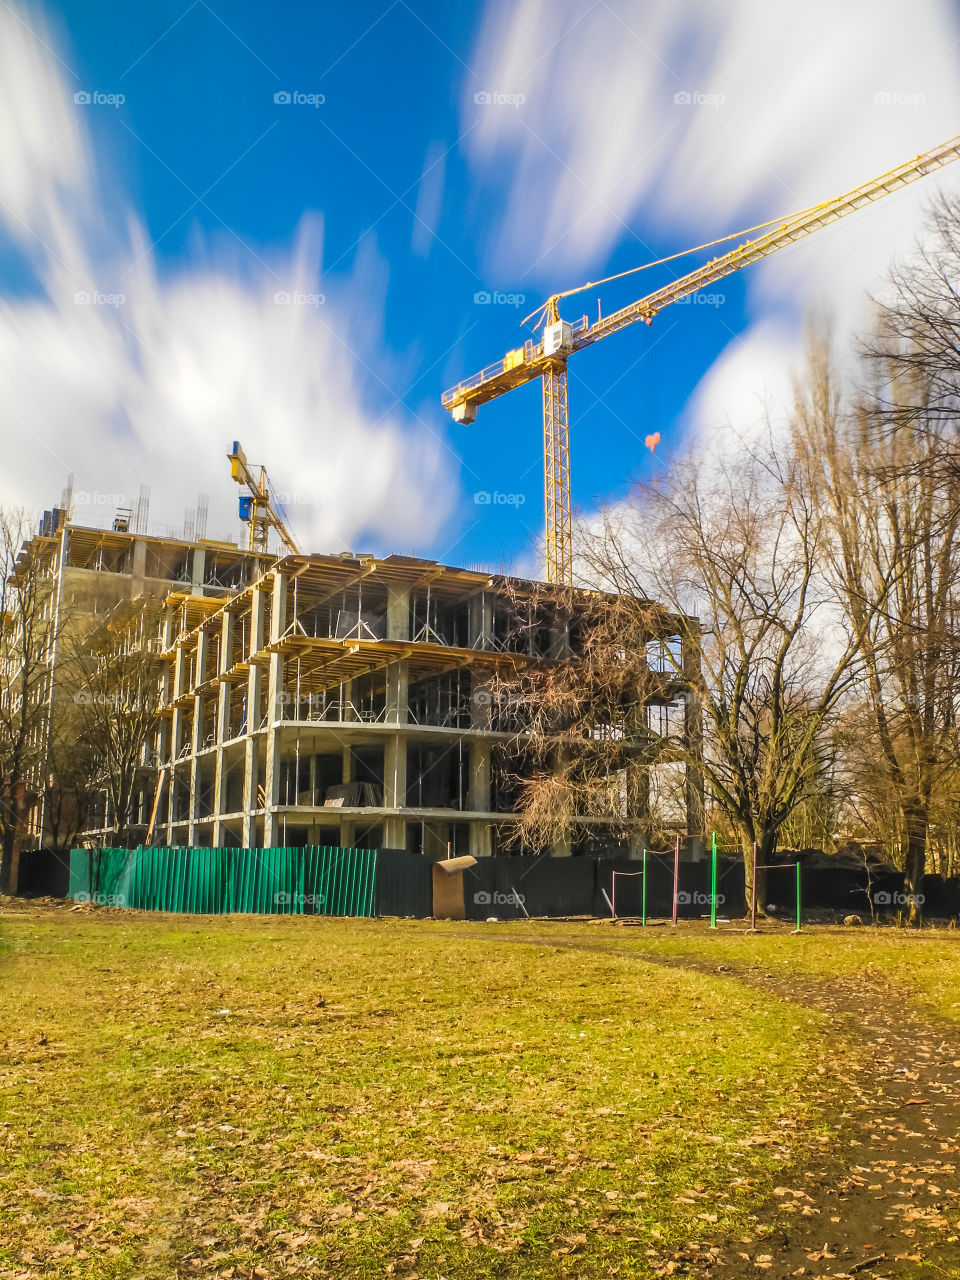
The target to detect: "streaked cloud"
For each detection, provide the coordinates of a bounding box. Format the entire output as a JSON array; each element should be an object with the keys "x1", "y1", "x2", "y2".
[
  {"x1": 0, "y1": 4, "x2": 456, "y2": 553},
  {"x1": 467, "y1": 0, "x2": 960, "y2": 442}
]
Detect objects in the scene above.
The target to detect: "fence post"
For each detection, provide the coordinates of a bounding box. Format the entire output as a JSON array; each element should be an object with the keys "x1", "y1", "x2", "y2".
[
  {"x1": 641, "y1": 848, "x2": 647, "y2": 926},
  {"x1": 672, "y1": 834, "x2": 679, "y2": 927}
]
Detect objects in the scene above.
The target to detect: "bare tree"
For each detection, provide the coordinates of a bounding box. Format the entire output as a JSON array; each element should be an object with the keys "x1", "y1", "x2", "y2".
[
  {"x1": 0, "y1": 509, "x2": 54, "y2": 891},
  {"x1": 794, "y1": 335, "x2": 960, "y2": 921},
  {"x1": 861, "y1": 192, "x2": 960, "y2": 454},
  {"x1": 65, "y1": 600, "x2": 163, "y2": 848},
  {"x1": 42, "y1": 706, "x2": 99, "y2": 853},
  {"x1": 497, "y1": 435, "x2": 875, "y2": 909},
  {"x1": 600, "y1": 445, "x2": 879, "y2": 907},
  {"x1": 485, "y1": 586, "x2": 680, "y2": 854}
]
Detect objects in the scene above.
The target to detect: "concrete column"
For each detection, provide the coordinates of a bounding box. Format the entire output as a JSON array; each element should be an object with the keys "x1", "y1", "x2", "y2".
[
  {"x1": 161, "y1": 599, "x2": 178, "y2": 840},
  {"x1": 422, "y1": 823, "x2": 450, "y2": 859},
  {"x1": 470, "y1": 675, "x2": 493, "y2": 729},
  {"x1": 469, "y1": 592, "x2": 493, "y2": 649},
  {"x1": 383, "y1": 816, "x2": 406, "y2": 850},
  {"x1": 385, "y1": 659, "x2": 408, "y2": 724},
  {"x1": 470, "y1": 743, "x2": 494, "y2": 857},
  {"x1": 242, "y1": 681, "x2": 261, "y2": 846},
  {"x1": 242, "y1": 586, "x2": 266, "y2": 846},
  {"x1": 386, "y1": 583, "x2": 410, "y2": 641},
  {"x1": 627, "y1": 761, "x2": 651, "y2": 859},
  {"x1": 549, "y1": 611, "x2": 571, "y2": 658},
  {"x1": 161, "y1": 601, "x2": 176, "y2": 649},
  {"x1": 384, "y1": 729, "x2": 407, "y2": 849},
  {"x1": 263, "y1": 572, "x2": 288, "y2": 846},
  {"x1": 169, "y1": 645, "x2": 186, "y2": 764},
  {"x1": 163, "y1": 763, "x2": 174, "y2": 846},
  {"x1": 338, "y1": 751, "x2": 356, "y2": 844},
  {"x1": 263, "y1": 739, "x2": 280, "y2": 846},
  {"x1": 188, "y1": 632, "x2": 208, "y2": 844},
  {"x1": 171, "y1": 644, "x2": 185, "y2": 715},
  {"x1": 469, "y1": 739, "x2": 491, "y2": 811},
  {"x1": 132, "y1": 538, "x2": 147, "y2": 590},
  {"x1": 470, "y1": 821, "x2": 493, "y2": 857},
  {"x1": 191, "y1": 546, "x2": 206, "y2": 594},
  {"x1": 212, "y1": 611, "x2": 233, "y2": 846},
  {"x1": 268, "y1": 570, "x2": 288, "y2": 645}
]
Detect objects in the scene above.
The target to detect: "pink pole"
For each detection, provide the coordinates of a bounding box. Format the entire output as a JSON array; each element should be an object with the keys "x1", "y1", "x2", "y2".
[
  {"x1": 611, "y1": 873, "x2": 616, "y2": 919},
  {"x1": 750, "y1": 842, "x2": 758, "y2": 931},
  {"x1": 672, "y1": 834, "x2": 680, "y2": 926}
]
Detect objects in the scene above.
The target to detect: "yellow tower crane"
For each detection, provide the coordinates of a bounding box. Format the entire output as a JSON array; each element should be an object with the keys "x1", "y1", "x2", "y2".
[
  {"x1": 227, "y1": 440, "x2": 301, "y2": 556},
  {"x1": 442, "y1": 134, "x2": 960, "y2": 585}
]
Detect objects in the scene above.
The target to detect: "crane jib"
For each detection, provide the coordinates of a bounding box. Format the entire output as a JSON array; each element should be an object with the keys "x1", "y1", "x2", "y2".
[
  {"x1": 440, "y1": 131, "x2": 960, "y2": 584},
  {"x1": 442, "y1": 133, "x2": 960, "y2": 415}
]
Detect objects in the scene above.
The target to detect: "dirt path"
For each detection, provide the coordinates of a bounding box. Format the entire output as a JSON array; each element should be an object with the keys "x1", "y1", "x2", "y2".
[{"x1": 475, "y1": 932, "x2": 960, "y2": 1279}]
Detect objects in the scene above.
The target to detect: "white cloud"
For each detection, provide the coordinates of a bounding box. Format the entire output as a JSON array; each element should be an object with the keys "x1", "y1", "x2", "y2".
[
  {"x1": 467, "y1": 0, "x2": 960, "y2": 277},
  {"x1": 0, "y1": 5, "x2": 456, "y2": 554},
  {"x1": 686, "y1": 316, "x2": 796, "y2": 445},
  {"x1": 466, "y1": 0, "x2": 960, "y2": 463}
]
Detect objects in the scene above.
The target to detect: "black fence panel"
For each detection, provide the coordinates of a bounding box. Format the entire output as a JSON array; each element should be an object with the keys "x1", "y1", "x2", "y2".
[
  {"x1": 921, "y1": 874, "x2": 960, "y2": 917},
  {"x1": 763, "y1": 862, "x2": 800, "y2": 914},
  {"x1": 463, "y1": 856, "x2": 596, "y2": 920},
  {"x1": 799, "y1": 865, "x2": 867, "y2": 912},
  {"x1": 712, "y1": 858, "x2": 746, "y2": 918},
  {"x1": 374, "y1": 848, "x2": 433, "y2": 918},
  {"x1": 16, "y1": 849, "x2": 70, "y2": 898},
  {"x1": 36, "y1": 837, "x2": 960, "y2": 921},
  {"x1": 868, "y1": 867, "x2": 927, "y2": 916}
]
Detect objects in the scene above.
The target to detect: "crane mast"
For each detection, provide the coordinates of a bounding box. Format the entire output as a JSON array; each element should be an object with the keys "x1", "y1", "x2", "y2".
[{"x1": 443, "y1": 133, "x2": 960, "y2": 585}]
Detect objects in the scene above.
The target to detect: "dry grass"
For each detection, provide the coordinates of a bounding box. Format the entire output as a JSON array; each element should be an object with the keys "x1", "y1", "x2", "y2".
[{"x1": 0, "y1": 908, "x2": 858, "y2": 1278}]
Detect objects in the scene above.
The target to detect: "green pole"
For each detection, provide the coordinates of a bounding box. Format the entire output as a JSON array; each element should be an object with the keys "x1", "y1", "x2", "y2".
[
  {"x1": 796, "y1": 860, "x2": 802, "y2": 933},
  {"x1": 642, "y1": 848, "x2": 647, "y2": 926},
  {"x1": 710, "y1": 832, "x2": 718, "y2": 929}
]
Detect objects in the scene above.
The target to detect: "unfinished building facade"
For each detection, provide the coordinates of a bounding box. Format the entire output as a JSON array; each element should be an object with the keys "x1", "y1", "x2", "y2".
[
  {"x1": 155, "y1": 553, "x2": 702, "y2": 857},
  {"x1": 10, "y1": 509, "x2": 265, "y2": 849}
]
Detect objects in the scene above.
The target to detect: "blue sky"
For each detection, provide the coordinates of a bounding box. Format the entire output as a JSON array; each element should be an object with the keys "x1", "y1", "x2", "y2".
[{"x1": 3, "y1": 1, "x2": 960, "y2": 574}]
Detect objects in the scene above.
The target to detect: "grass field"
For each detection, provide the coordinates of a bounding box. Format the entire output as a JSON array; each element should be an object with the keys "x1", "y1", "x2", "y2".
[{"x1": 2, "y1": 907, "x2": 959, "y2": 1279}]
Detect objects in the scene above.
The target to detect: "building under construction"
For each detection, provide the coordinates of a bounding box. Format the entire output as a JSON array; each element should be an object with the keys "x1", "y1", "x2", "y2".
[
  {"x1": 10, "y1": 486, "x2": 700, "y2": 858},
  {"x1": 154, "y1": 552, "x2": 701, "y2": 856},
  {"x1": 10, "y1": 506, "x2": 266, "y2": 850}
]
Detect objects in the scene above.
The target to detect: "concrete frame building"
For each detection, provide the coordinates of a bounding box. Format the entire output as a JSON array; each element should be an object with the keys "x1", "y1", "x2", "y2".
[
  {"x1": 11, "y1": 510, "x2": 265, "y2": 849},
  {"x1": 155, "y1": 552, "x2": 702, "y2": 857},
  {"x1": 10, "y1": 508, "x2": 701, "y2": 859}
]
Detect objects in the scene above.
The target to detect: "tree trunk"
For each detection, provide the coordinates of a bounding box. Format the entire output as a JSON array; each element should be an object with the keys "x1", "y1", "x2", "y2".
[
  {"x1": 902, "y1": 803, "x2": 927, "y2": 927},
  {"x1": 743, "y1": 827, "x2": 780, "y2": 918},
  {"x1": 0, "y1": 827, "x2": 15, "y2": 895},
  {"x1": 0, "y1": 784, "x2": 26, "y2": 895}
]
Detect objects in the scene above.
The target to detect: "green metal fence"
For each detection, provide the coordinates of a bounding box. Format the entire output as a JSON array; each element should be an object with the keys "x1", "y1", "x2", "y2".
[{"x1": 68, "y1": 845, "x2": 378, "y2": 916}]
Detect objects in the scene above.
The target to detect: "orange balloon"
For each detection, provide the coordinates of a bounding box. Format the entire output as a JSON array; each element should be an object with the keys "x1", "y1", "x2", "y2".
[{"x1": 645, "y1": 432, "x2": 661, "y2": 453}]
